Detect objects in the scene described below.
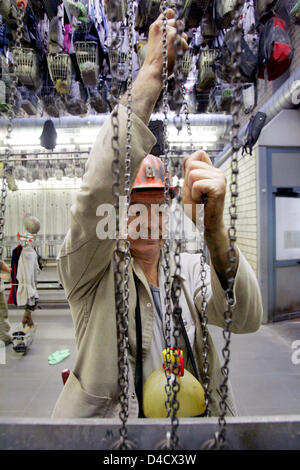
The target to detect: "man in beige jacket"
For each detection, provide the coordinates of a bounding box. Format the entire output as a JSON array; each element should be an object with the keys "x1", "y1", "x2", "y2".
[{"x1": 52, "y1": 10, "x2": 263, "y2": 419}]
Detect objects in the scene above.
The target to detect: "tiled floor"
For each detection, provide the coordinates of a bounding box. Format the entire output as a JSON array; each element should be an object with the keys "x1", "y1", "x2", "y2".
[
  {"x1": 0, "y1": 309, "x2": 76, "y2": 418},
  {"x1": 1, "y1": 307, "x2": 300, "y2": 418},
  {"x1": 208, "y1": 319, "x2": 300, "y2": 416}
]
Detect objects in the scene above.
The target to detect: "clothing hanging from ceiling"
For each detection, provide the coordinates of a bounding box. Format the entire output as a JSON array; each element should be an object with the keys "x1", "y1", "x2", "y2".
[
  {"x1": 16, "y1": 245, "x2": 40, "y2": 308},
  {"x1": 7, "y1": 244, "x2": 23, "y2": 305}
]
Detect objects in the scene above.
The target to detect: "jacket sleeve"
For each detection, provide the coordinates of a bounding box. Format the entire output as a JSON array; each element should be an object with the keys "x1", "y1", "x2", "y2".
[
  {"x1": 57, "y1": 104, "x2": 156, "y2": 301},
  {"x1": 194, "y1": 248, "x2": 263, "y2": 334}
]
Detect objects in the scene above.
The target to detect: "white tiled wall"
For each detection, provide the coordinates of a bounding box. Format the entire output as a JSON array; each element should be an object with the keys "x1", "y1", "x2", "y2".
[{"x1": 220, "y1": 150, "x2": 258, "y2": 274}]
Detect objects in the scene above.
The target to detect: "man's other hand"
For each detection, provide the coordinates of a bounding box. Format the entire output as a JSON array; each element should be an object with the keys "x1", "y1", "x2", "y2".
[{"x1": 182, "y1": 150, "x2": 227, "y2": 233}]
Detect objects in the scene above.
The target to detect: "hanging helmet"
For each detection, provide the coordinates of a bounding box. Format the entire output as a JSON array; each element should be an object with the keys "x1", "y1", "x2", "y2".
[
  {"x1": 132, "y1": 154, "x2": 177, "y2": 198},
  {"x1": 143, "y1": 349, "x2": 206, "y2": 418},
  {"x1": 23, "y1": 214, "x2": 41, "y2": 234}
]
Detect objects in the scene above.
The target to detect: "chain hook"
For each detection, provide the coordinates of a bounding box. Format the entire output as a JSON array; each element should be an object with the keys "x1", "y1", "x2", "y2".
[
  {"x1": 155, "y1": 430, "x2": 184, "y2": 451},
  {"x1": 110, "y1": 437, "x2": 136, "y2": 451},
  {"x1": 201, "y1": 432, "x2": 231, "y2": 450}
]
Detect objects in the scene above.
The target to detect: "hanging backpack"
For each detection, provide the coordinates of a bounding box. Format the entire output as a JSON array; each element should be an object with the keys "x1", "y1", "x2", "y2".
[
  {"x1": 213, "y1": 29, "x2": 258, "y2": 84},
  {"x1": 258, "y1": 15, "x2": 293, "y2": 81}
]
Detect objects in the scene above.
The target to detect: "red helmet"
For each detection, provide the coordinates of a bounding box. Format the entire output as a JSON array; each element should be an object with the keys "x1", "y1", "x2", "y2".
[{"x1": 132, "y1": 154, "x2": 177, "y2": 198}]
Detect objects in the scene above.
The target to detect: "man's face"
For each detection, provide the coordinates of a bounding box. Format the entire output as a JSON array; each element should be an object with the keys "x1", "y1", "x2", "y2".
[{"x1": 128, "y1": 190, "x2": 168, "y2": 256}]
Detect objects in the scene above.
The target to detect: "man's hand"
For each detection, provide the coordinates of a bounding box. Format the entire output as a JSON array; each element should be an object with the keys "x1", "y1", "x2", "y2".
[
  {"x1": 182, "y1": 150, "x2": 226, "y2": 232},
  {"x1": 120, "y1": 9, "x2": 188, "y2": 124},
  {"x1": 143, "y1": 8, "x2": 188, "y2": 79},
  {"x1": 182, "y1": 150, "x2": 238, "y2": 289},
  {"x1": 22, "y1": 311, "x2": 34, "y2": 328}
]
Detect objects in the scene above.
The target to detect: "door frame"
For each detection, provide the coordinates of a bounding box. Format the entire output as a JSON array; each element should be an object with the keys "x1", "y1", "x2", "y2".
[{"x1": 257, "y1": 146, "x2": 300, "y2": 322}]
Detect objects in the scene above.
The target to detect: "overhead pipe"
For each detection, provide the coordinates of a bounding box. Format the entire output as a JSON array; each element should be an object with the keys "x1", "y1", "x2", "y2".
[
  {"x1": 0, "y1": 113, "x2": 233, "y2": 137},
  {"x1": 215, "y1": 67, "x2": 300, "y2": 167}
]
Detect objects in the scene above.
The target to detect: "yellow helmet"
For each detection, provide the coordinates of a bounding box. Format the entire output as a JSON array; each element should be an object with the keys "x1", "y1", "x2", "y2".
[{"x1": 143, "y1": 348, "x2": 206, "y2": 418}]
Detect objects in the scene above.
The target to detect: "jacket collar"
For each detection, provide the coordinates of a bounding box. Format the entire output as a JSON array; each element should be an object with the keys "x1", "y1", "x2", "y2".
[{"x1": 131, "y1": 248, "x2": 187, "y2": 283}]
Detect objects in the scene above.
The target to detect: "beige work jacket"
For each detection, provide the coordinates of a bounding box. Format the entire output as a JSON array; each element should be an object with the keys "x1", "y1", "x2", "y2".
[{"x1": 52, "y1": 104, "x2": 263, "y2": 419}]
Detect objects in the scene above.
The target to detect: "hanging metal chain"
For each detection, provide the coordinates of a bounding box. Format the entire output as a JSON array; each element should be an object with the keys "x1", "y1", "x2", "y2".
[
  {"x1": 109, "y1": 2, "x2": 134, "y2": 451},
  {"x1": 177, "y1": 50, "x2": 213, "y2": 414},
  {"x1": 0, "y1": 3, "x2": 26, "y2": 260},
  {"x1": 161, "y1": 2, "x2": 173, "y2": 426},
  {"x1": 172, "y1": 2, "x2": 185, "y2": 133},
  {"x1": 168, "y1": 1, "x2": 189, "y2": 450},
  {"x1": 197, "y1": 207, "x2": 211, "y2": 416},
  {"x1": 157, "y1": 2, "x2": 185, "y2": 451},
  {"x1": 122, "y1": 0, "x2": 134, "y2": 377},
  {"x1": 216, "y1": 0, "x2": 244, "y2": 449},
  {"x1": 179, "y1": 77, "x2": 212, "y2": 415},
  {"x1": 181, "y1": 86, "x2": 194, "y2": 152}
]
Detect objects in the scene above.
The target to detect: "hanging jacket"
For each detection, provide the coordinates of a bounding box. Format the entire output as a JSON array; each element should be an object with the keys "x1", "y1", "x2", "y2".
[
  {"x1": 52, "y1": 104, "x2": 263, "y2": 419},
  {"x1": 16, "y1": 245, "x2": 40, "y2": 307},
  {"x1": 8, "y1": 245, "x2": 23, "y2": 305}
]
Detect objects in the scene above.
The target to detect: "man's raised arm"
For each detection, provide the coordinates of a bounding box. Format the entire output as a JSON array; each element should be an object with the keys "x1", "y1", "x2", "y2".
[{"x1": 58, "y1": 9, "x2": 188, "y2": 301}]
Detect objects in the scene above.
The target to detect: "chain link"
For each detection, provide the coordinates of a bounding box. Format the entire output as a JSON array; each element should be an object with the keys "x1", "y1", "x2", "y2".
[
  {"x1": 216, "y1": 0, "x2": 244, "y2": 449},
  {"x1": 0, "y1": 4, "x2": 26, "y2": 260},
  {"x1": 181, "y1": 85, "x2": 194, "y2": 152},
  {"x1": 109, "y1": 2, "x2": 134, "y2": 451}
]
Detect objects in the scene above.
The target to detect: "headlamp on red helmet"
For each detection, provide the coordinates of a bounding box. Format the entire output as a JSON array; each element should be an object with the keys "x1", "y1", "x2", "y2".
[{"x1": 132, "y1": 154, "x2": 178, "y2": 198}]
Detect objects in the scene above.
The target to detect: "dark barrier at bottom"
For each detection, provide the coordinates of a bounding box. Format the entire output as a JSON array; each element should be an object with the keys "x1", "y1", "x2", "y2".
[{"x1": 0, "y1": 415, "x2": 300, "y2": 450}]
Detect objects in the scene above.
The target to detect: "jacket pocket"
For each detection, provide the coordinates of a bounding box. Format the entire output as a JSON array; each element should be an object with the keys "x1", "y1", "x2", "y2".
[{"x1": 52, "y1": 371, "x2": 113, "y2": 418}]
